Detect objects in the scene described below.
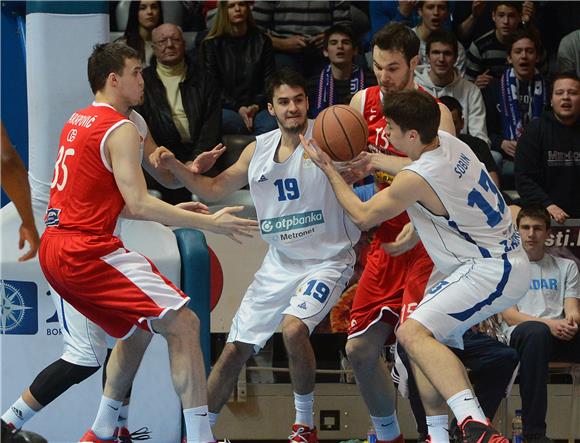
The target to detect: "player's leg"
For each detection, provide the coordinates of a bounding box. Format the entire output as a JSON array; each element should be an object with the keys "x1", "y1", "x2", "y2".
[{"x1": 346, "y1": 322, "x2": 402, "y2": 442}]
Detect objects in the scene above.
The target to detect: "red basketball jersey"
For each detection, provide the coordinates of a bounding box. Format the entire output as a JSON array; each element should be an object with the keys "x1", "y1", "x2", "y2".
[{"x1": 45, "y1": 102, "x2": 133, "y2": 235}]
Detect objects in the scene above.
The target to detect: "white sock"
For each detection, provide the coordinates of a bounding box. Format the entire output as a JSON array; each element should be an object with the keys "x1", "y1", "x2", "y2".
[
  {"x1": 426, "y1": 415, "x2": 450, "y2": 443},
  {"x1": 446, "y1": 389, "x2": 486, "y2": 423},
  {"x1": 293, "y1": 392, "x2": 314, "y2": 428},
  {"x1": 183, "y1": 405, "x2": 214, "y2": 443},
  {"x1": 208, "y1": 412, "x2": 219, "y2": 427},
  {"x1": 1, "y1": 397, "x2": 37, "y2": 429},
  {"x1": 91, "y1": 395, "x2": 122, "y2": 439},
  {"x1": 117, "y1": 404, "x2": 129, "y2": 429},
  {"x1": 371, "y1": 413, "x2": 401, "y2": 441}
]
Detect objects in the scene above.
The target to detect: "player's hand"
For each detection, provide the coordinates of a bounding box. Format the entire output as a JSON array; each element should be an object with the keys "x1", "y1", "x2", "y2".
[
  {"x1": 187, "y1": 143, "x2": 226, "y2": 174},
  {"x1": 381, "y1": 221, "x2": 419, "y2": 256},
  {"x1": 150, "y1": 146, "x2": 178, "y2": 169},
  {"x1": 336, "y1": 152, "x2": 374, "y2": 184},
  {"x1": 500, "y1": 140, "x2": 517, "y2": 158},
  {"x1": 300, "y1": 134, "x2": 335, "y2": 173},
  {"x1": 238, "y1": 106, "x2": 258, "y2": 132},
  {"x1": 474, "y1": 70, "x2": 493, "y2": 89},
  {"x1": 176, "y1": 201, "x2": 210, "y2": 214},
  {"x1": 546, "y1": 204, "x2": 569, "y2": 224},
  {"x1": 18, "y1": 222, "x2": 40, "y2": 262},
  {"x1": 209, "y1": 206, "x2": 259, "y2": 243}
]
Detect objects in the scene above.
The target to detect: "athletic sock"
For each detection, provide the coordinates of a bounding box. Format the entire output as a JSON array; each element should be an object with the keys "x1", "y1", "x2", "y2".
[
  {"x1": 293, "y1": 392, "x2": 314, "y2": 428},
  {"x1": 183, "y1": 405, "x2": 214, "y2": 443},
  {"x1": 446, "y1": 389, "x2": 486, "y2": 423},
  {"x1": 426, "y1": 415, "x2": 450, "y2": 443},
  {"x1": 1, "y1": 397, "x2": 37, "y2": 430},
  {"x1": 208, "y1": 412, "x2": 219, "y2": 427},
  {"x1": 91, "y1": 395, "x2": 122, "y2": 439},
  {"x1": 371, "y1": 413, "x2": 401, "y2": 441},
  {"x1": 117, "y1": 403, "x2": 129, "y2": 429}
]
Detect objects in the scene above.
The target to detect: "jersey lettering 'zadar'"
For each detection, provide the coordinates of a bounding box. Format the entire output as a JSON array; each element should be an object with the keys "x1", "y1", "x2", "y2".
[
  {"x1": 404, "y1": 131, "x2": 521, "y2": 275},
  {"x1": 46, "y1": 103, "x2": 146, "y2": 235},
  {"x1": 249, "y1": 120, "x2": 360, "y2": 260}
]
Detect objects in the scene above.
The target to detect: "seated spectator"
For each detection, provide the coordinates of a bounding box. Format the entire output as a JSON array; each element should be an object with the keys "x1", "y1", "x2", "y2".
[
  {"x1": 412, "y1": 1, "x2": 466, "y2": 75},
  {"x1": 483, "y1": 30, "x2": 547, "y2": 187},
  {"x1": 137, "y1": 23, "x2": 221, "y2": 204},
  {"x1": 557, "y1": 30, "x2": 580, "y2": 78},
  {"x1": 252, "y1": 1, "x2": 351, "y2": 78},
  {"x1": 120, "y1": 0, "x2": 163, "y2": 67},
  {"x1": 415, "y1": 30, "x2": 489, "y2": 145},
  {"x1": 465, "y1": 1, "x2": 523, "y2": 88},
  {"x1": 439, "y1": 96, "x2": 498, "y2": 186},
  {"x1": 515, "y1": 73, "x2": 580, "y2": 222},
  {"x1": 308, "y1": 24, "x2": 369, "y2": 118},
  {"x1": 501, "y1": 205, "x2": 580, "y2": 443},
  {"x1": 200, "y1": 1, "x2": 277, "y2": 136},
  {"x1": 369, "y1": 1, "x2": 422, "y2": 38}
]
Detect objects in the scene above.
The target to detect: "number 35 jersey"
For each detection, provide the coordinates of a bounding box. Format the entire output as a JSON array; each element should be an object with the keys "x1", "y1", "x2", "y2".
[
  {"x1": 45, "y1": 102, "x2": 146, "y2": 235},
  {"x1": 249, "y1": 120, "x2": 360, "y2": 261},
  {"x1": 403, "y1": 131, "x2": 521, "y2": 275}
]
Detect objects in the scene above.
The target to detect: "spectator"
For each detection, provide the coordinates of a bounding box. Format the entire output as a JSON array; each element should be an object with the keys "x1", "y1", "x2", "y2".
[
  {"x1": 502, "y1": 205, "x2": 580, "y2": 443},
  {"x1": 415, "y1": 30, "x2": 489, "y2": 145},
  {"x1": 201, "y1": 0, "x2": 277, "y2": 135},
  {"x1": 557, "y1": 30, "x2": 580, "y2": 78},
  {"x1": 252, "y1": 1, "x2": 351, "y2": 78},
  {"x1": 438, "y1": 96, "x2": 499, "y2": 186},
  {"x1": 369, "y1": 1, "x2": 422, "y2": 38},
  {"x1": 309, "y1": 24, "x2": 368, "y2": 118},
  {"x1": 465, "y1": 1, "x2": 522, "y2": 88},
  {"x1": 483, "y1": 30, "x2": 547, "y2": 187},
  {"x1": 138, "y1": 23, "x2": 221, "y2": 204},
  {"x1": 412, "y1": 1, "x2": 466, "y2": 75},
  {"x1": 120, "y1": 0, "x2": 163, "y2": 67},
  {"x1": 0, "y1": 122, "x2": 40, "y2": 262},
  {"x1": 515, "y1": 73, "x2": 580, "y2": 223}
]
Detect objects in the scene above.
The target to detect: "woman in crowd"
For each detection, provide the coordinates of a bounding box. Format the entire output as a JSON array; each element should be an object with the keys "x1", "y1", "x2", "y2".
[{"x1": 122, "y1": 0, "x2": 163, "y2": 67}]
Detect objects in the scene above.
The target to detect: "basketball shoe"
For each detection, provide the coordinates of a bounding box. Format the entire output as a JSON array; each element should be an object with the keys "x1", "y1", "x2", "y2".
[
  {"x1": 116, "y1": 426, "x2": 151, "y2": 442},
  {"x1": 458, "y1": 417, "x2": 508, "y2": 443},
  {"x1": 288, "y1": 424, "x2": 318, "y2": 443},
  {"x1": 79, "y1": 429, "x2": 118, "y2": 443},
  {"x1": 1, "y1": 420, "x2": 47, "y2": 443}
]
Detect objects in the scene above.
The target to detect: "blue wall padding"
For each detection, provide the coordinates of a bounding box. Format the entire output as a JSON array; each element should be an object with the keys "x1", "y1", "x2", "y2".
[{"x1": 173, "y1": 228, "x2": 211, "y2": 374}]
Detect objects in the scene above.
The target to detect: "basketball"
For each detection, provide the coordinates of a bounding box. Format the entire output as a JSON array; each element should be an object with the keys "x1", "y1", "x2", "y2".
[{"x1": 312, "y1": 105, "x2": 369, "y2": 161}]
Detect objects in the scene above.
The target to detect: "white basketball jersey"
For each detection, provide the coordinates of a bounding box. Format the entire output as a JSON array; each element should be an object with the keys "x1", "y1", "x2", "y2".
[
  {"x1": 403, "y1": 131, "x2": 521, "y2": 275},
  {"x1": 248, "y1": 120, "x2": 360, "y2": 260}
]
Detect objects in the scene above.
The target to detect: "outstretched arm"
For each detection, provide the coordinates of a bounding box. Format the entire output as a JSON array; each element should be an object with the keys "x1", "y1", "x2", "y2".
[{"x1": 1, "y1": 122, "x2": 40, "y2": 261}]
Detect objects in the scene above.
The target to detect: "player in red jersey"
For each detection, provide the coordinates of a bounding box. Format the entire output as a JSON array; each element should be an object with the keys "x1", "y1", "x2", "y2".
[
  {"x1": 38, "y1": 41, "x2": 257, "y2": 443},
  {"x1": 341, "y1": 24, "x2": 455, "y2": 443}
]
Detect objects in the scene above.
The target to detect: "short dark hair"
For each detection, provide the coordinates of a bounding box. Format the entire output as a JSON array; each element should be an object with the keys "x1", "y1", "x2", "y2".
[
  {"x1": 439, "y1": 96, "x2": 462, "y2": 115},
  {"x1": 87, "y1": 42, "x2": 139, "y2": 94},
  {"x1": 417, "y1": 1, "x2": 449, "y2": 11},
  {"x1": 426, "y1": 29, "x2": 458, "y2": 58},
  {"x1": 383, "y1": 90, "x2": 440, "y2": 144},
  {"x1": 323, "y1": 24, "x2": 356, "y2": 49},
  {"x1": 552, "y1": 71, "x2": 580, "y2": 89},
  {"x1": 372, "y1": 23, "x2": 420, "y2": 66},
  {"x1": 493, "y1": 1, "x2": 522, "y2": 13},
  {"x1": 266, "y1": 68, "x2": 307, "y2": 102},
  {"x1": 507, "y1": 29, "x2": 540, "y2": 53},
  {"x1": 516, "y1": 205, "x2": 551, "y2": 229}
]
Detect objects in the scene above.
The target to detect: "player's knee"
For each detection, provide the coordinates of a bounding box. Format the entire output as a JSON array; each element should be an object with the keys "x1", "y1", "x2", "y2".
[
  {"x1": 281, "y1": 316, "x2": 309, "y2": 347},
  {"x1": 220, "y1": 342, "x2": 254, "y2": 367},
  {"x1": 156, "y1": 307, "x2": 200, "y2": 337},
  {"x1": 396, "y1": 319, "x2": 423, "y2": 351},
  {"x1": 345, "y1": 339, "x2": 376, "y2": 368}
]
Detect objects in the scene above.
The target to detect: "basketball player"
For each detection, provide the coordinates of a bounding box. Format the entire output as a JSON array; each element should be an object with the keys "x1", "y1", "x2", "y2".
[
  {"x1": 302, "y1": 90, "x2": 530, "y2": 443},
  {"x1": 336, "y1": 23, "x2": 454, "y2": 443},
  {"x1": 36, "y1": 41, "x2": 257, "y2": 443},
  {"x1": 151, "y1": 68, "x2": 361, "y2": 443}
]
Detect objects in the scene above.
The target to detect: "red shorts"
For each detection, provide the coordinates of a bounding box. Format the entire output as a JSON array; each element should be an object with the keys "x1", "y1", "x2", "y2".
[
  {"x1": 348, "y1": 240, "x2": 434, "y2": 341},
  {"x1": 39, "y1": 230, "x2": 189, "y2": 339}
]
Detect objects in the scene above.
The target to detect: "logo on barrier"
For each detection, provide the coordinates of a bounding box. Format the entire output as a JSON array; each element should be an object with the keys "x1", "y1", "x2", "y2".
[{"x1": 1, "y1": 280, "x2": 38, "y2": 334}]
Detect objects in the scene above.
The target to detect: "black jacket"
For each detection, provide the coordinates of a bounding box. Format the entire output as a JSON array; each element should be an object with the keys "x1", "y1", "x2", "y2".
[
  {"x1": 515, "y1": 111, "x2": 580, "y2": 217},
  {"x1": 200, "y1": 28, "x2": 275, "y2": 111},
  {"x1": 137, "y1": 57, "x2": 221, "y2": 162}
]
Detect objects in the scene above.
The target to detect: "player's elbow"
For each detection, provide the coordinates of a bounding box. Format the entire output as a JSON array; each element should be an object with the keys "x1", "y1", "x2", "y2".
[{"x1": 350, "y1": 209, "x2": 374, "y2": 231}]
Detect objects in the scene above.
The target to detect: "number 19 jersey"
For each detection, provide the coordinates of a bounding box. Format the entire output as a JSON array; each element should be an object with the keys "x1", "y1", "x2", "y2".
[{"x1": 404, "y1": 131, "x2": 522, "y2": 275}]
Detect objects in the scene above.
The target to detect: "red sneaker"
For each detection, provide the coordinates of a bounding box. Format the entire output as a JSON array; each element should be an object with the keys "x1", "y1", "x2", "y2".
[
  {"x1": 288, "y1": 424, "x2": 318, "y2": 443},
  {"x1": 377, "y1": 434, "x2": 405, "y2": 443},
  {"x1": 458, "y1": 417, "x2": 508, "y2": 443},
  {"x1": 79, "y1": 429, "x2": 118, "y2": 443}
]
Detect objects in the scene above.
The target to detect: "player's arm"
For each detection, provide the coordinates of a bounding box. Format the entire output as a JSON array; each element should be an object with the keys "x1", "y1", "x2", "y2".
[
  {"x1": 438, "y1": 103, "x2": 456, "y2": 136},
  {"x1": 107, "y1": 123, "x2": 257, "y2": 237},
  {"x1": 140, "y1": 131, "x2": 181, "y2": 189},
  {"x1": 349, "y1": 90, "x2": 364, "y2": 114},
  {"x1": 153, "y1": 141, "x2": 254, "y2": 202}
]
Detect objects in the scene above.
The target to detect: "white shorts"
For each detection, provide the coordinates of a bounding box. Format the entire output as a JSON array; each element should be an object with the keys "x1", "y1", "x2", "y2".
[
  {"x1": 409, "y1": 249, "x2": 530, "y2": 349},
  {"x1": 227, "y1": 247, "x2": 356, "y2": 352}
]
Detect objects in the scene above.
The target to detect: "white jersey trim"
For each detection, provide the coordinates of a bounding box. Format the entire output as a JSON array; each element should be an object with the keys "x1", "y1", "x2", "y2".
[{"x1": 99, "y1": 120, "x2": 134, "y2": 173}]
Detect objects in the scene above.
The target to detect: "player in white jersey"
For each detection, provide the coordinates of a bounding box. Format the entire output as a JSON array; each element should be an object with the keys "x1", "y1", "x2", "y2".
[
  {"x1": 152, "y1": 68, "x2": 360, "y2": 442},
  {"x1": 302, "y1": 89, "x2": 530, "y2": 443}
]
